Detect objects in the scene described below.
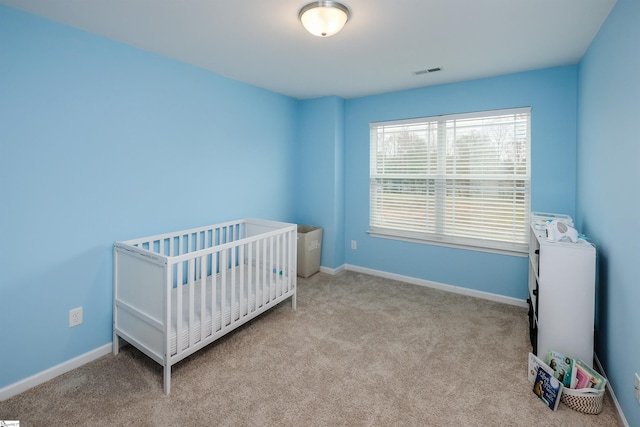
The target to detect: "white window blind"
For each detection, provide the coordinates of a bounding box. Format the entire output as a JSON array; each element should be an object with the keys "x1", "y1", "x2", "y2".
[{"x1": 370, "y1": 107, "x2": 530, "y2": 254}]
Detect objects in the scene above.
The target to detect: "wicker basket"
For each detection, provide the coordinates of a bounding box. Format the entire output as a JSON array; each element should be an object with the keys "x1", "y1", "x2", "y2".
[{"x1": 561, "y1": 387, "x2": 605, "y2": 415}]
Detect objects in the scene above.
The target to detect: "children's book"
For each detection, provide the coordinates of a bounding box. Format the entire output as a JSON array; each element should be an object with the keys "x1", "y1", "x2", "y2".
[
  {"x1": 528, "y1": 353, "x2": 554, "y2": 383},
  {"x1": 532, "y1": 367, "x2": 563, "y2": 411},
  {"x1": 573, "y1": 363, "x2": 591, "y2": 389},
  {"x1": 574, "y1": 359, "x2": 607, "y2": 390},
  {"x1": 545, "y1": 350, "x2": 574, "y2": 388}
]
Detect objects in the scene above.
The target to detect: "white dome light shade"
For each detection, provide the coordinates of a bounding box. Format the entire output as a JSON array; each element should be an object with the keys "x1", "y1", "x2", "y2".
[{"x1": 299, "y1": 1, "x2": 350, "y2": 37}]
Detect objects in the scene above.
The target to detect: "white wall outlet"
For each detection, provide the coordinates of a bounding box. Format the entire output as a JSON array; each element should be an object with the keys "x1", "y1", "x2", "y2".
[
  {"x1": 635, "y1": 373, "x2": 640, "y2": 404},
  {"x1": 351, "y1": 240, "x2": 357, "y2": 250},
  {"x1": 69, "y1": 307, "x2": 83, "y2": 327}
]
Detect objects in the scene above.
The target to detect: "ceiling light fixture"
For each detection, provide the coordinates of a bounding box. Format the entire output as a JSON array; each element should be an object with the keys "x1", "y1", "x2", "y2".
[{"x1": 299, "y1": 1, "x2": 350, "y2": 37}]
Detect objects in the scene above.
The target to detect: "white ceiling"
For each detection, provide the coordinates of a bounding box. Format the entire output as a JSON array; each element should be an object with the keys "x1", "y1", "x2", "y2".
[{"x1": 1, "y1": 0, "x2": 617, "y2": 99}]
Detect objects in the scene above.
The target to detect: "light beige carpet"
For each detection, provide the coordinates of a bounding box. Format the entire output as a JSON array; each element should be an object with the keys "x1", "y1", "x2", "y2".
[{"x1": 0, "y1": 271, "x2": 622, "y2": 426}]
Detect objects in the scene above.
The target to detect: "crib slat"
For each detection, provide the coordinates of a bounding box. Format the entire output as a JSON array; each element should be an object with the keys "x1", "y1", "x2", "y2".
[
  {"x1": 255, "y1": 239, "x2": 261, "y2": 309},
  {"x1": 188, "y1": 258, "x2": 195, "y2": 347},
  {"x1": 262, "y1": 238, "x2": 267, "y2": 307},
  {"x1": 194, "y1": 231, "x2": 200, "y2": 276},
  {"x1": 248, "y1": 241, "x2": 254, "y2": 313},
  {"x1": 283, "y1": 233, "x2": 288, "y2": 294},
  {"x1": 212, "y1": 250, "x2": 218, "y2": 332},
  {"x1": 231, "y1": 246, "x2": 236, "y2": 322},
  {"x1": 239, "y1": 243, "x2": 245, "y2": 317},
  {"x1": 287, "y1": 230, "x2": 293, "y2": 292},
  {"x1": 200, "y1": 254, "x2": 206, "y2": 342},
  {"x1": 176, "y1": 262, "x2": 183, "y2": 354},
  {"x1": 283, "y1": 232, "x2": 289, "y2": 293},
  {"x1": 221, "y1": 249, "x2": 227, "y2": 328},
  {"x1": 269, "y1": 236, "x2": 274, "y2": 302},
  {"x1": 287, "y1": 232, "x2": 292, "y2": 291},
  {"x1": 258, "y1": 239, "x2": 263, "y2": 307},
  {"x1": 276, "y1": 233, "x2": 282, "y2": 297}
]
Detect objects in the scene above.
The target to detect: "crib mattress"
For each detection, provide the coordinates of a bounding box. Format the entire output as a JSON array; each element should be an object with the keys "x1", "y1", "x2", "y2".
[{"x1": 169, "y1": 267, "x2": 290, "y2": 355}]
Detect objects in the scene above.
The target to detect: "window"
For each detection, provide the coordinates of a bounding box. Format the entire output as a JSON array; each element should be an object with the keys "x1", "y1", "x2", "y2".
[{"x1": 369, "y1": 107, "x2": 530, "y2": 254}]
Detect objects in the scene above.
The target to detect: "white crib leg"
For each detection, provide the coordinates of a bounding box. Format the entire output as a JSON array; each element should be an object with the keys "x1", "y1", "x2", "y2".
[
  {"x1": 291, "y1": 292, "x2": 297, "y2": 310},
  {"x1": 112, "y1": 332, "x2": 119, "y2": 355},
  {"x1": 164, "y1": 365, "x2": 171, "y2": 394}
]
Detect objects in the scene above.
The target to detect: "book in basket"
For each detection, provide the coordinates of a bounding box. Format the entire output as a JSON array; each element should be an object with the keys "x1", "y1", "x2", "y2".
[
  {"x1": 532, "y1": 367, "x2": 563, "y2": 411},
  {"x1": 527, "y1": 353, "x2": 554, "y2": 383},
  {"x1": 574, "y1": 359, "x2": 607, "y2": 390},
  {"x1": 545, "y1": 349, "x2": 574, "y2": 388}
]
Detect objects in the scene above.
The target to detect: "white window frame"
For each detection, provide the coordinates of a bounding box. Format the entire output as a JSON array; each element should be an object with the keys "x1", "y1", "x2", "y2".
[{"x1": 369, "y1": 107, "x2": 531, "y2": 255}]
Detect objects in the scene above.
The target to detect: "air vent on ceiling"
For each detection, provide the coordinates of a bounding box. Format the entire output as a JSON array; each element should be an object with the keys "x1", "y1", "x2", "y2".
[{"x1": 413, "y1": 67, "x2": 442, "y2": 75}]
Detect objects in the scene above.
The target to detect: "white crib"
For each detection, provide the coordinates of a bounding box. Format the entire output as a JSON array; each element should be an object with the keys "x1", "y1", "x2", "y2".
[{"x1": 113, "y1": 218, "x2": 297, "y2": 394}]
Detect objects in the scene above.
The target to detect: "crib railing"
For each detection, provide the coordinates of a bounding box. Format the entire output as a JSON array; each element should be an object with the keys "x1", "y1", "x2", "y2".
[
  {"x1": 168, "y1": 227, "x2": 296, "y2": 354},
  {"x1": 127, "y1": 219, "x2": 246, "y2": 258}
]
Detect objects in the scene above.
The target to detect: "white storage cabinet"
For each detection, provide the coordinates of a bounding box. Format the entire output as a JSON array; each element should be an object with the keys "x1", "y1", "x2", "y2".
[{"x1": 527, "y1": 217, "x2": 596, "y2": 367}]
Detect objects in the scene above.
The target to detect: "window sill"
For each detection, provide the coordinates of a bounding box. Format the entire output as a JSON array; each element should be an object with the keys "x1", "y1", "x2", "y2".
[{"x1": 367, "y1": 230, "x2": 528, "y2": 258}]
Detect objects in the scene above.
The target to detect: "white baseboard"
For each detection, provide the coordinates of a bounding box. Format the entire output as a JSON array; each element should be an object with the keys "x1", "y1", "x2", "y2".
[
  {"x1": 338, "y1": 264, "x2": 528, "y2": 308},
  {"x1": 0, "y1": 343, "x2": 111, "y2": 402},
  {"x1": 319, "y1": 264, "x2": 345, "y2": 275},
  {"x1": 594, "y1": 353, "x2": 629, "y2": 427}
]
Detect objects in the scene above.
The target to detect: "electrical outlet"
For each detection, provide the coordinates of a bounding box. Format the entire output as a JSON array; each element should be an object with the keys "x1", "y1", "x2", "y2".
[
  {"x1": 351, "y1": 240, "x2": 357, "y2": 250},
  {"x1": 69, "y1": 307, "x2": 83, "y2": 327},
  {"x1": 635, "y1": 373, "x2": 640, "y2": 404}
]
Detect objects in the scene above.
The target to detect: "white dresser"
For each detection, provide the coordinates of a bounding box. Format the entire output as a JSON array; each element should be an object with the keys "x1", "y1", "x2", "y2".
[{"x1": 527, "y1": 214, "x2": 596, "y2": 367}]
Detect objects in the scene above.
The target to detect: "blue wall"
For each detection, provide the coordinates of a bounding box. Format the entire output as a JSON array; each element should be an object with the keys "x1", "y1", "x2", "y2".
[
  {"x1": 577, "y1": 0, "x2": 640, "y2": 424},
  {"x1": 343, "y1": 68, "x2": 578, "y2": 299},
  {"x1": 0, "y1": 5, "x2": 297, "y2": 389},
  {"x1": 295, "y1": 96, "x2": 345, "y2": 269}
]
